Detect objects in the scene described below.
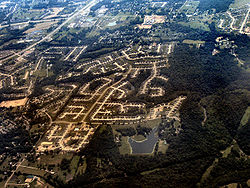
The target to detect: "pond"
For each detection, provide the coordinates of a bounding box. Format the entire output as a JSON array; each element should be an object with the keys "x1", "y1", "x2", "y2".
[
  {"x1": 107, "y1": 21, "x2": 117, "y2": 27},
  {"x1": 128, "y1": 127, "x2": 158, "y2": 154},
  {"x1": 86, "y1": 17, "x2": 94, "y2": 22}
]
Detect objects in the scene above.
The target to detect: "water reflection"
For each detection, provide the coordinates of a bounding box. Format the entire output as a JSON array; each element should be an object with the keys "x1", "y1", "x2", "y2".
[{"x1": 128, "y1": 127, "x2": 158, "y2": 154}]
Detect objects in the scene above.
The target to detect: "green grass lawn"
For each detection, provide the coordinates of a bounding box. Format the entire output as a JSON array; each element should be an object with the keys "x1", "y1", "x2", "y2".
[
  {"x1": 17, "y1": 166, "x2": 46, "y2": 177},
  {"x1": 119, "y1": 136, "x2": 131, "y2": 155},
  {"x1": 76, "y1": 158, "x2": 87, "y2": 176},
  {"x1": 180, "y1": 1, "x2": 200, "y2": 15},
  {"x1": 158, "y1": 140, "x2": 169, "y2": 154},
  {"x1": 132, "y1": 134, "x2": 146, "y2": 141},
  {"x1": 240, "y1": 106, "x2": 250, "y2": 128},
  {"x1": 183, "y1": 39, "x2": 205, "y2": 45},
  {"x1": 70, "y1": 156, "x2": 80, "y2": 175},
  {"x1": 33, "y1": 69, "x2": 47, "y2": 77},
  {"x1": 230, "y1": 0, "x2": 249, "y2": 8},
  {"x1": 179, "y1": 21, "x2": 210, "y2": 31},
  {"x1": 39, "y1": 153, "x2": 73, "y2": 166},
  {"x1": 12, "y1": 8, "x2": 45, "y2": 21}
]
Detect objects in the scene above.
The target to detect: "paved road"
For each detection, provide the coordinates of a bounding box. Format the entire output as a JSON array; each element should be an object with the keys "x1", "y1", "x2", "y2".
[
  {"x1": 0, "y1": 0, "x2": 99, "y2": 63},
  {"x1": 4, "y1": 158, "x2": 25, "y2": 188},
  {"x1": 0, "y1": 18, "x2": 65, "y2": 29},
  {"x1": 4, "y1": 111, "x2": 52, "y2": 188},
  {"x1": 227, "y1": 11, "x2": 236, "y2": 30},
  {"x1": 82, "y1": 65, "x2": 132, "y2": 122},
  {"x1": 240, "y1": 8, "x2": 250, "y2": 33},
  {"x1": 4, "y1": 4, "x2": 18, "y2": 21}
]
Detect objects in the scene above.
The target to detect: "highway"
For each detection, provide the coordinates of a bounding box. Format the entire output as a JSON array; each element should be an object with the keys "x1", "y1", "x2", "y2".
[
  {"x1": 0, "y1": 0, "x2": 99, "y2": 63},
  {"x1": 0, "y1": 18, "x2": 65, "y2": 29}
]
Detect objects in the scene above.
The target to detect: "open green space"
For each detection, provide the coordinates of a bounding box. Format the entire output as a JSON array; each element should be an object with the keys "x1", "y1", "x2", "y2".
[
  {"x1": 70, "y1": 156, "x2": 80, "y2": 175},
  {"x1": 157, "y1": 140, "x2": 169, "y2": 154},
  {"x1": 101, "y1": 12, "x2": 136, "y2": 29},
  {"x1": 17, "y1": 166, "x2": 46, "y2": 177},
  {"x1": 240, "y1": 106, "x2": 250, "y2": 128},
  {"x1": 179, "y1": 1, "x2": 199, "y2": 15},
  {"x1": 183, "y1": 39, "x2": 205, "y2": 45},
  {"x1": 178, "y1": 20, "x2": 210, "y2": 31},
  {"x1": 230, "y1": 0, "x2": 249, "y2": 8},
  {"x1": 132, "y1": 134, "x2": 146, "y2": 141},
  {"x1": 11, "y1": 8, "x2": 46, "y2": 21},
  {"x1": 118, "y1": 136, "x2": 131, "y2": 155},
  {"x1": 76, "y1": 158, "x2": 87, "y2": 176},
  {"x1": 39, "y1": 153, "x2": 73, "y2": 166}
]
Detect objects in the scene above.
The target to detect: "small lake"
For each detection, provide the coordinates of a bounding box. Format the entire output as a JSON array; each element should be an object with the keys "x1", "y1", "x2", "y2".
[
  {"x1": 107, "y1": 21, "x2": 117, "y2": 27},
  {"x1": 86, "y1": 17, "x2": 94, "y2": 22},
  {"x1": 128, "y1": 127, "x2": 158, "y2": 154}
]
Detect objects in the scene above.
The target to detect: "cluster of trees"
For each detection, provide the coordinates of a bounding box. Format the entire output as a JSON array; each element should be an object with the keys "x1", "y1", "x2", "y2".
[
  {"x1": 88, "y1": 80, "x2": 103, "y2": 91},
  {"x1": 233, "y1": 34, "x2": 250, "y2": 68},
  {"x1": 162, "y1": 43, "x2": 240, "y2": 95},
  {"x1": 0, "y1": 25, "x2": 32, "y2": 48},
  {"x1": 198, "y1": 0, "x2": 234, "y2": 13},
  {"x1": 0, "y1": 115, "x2": 32, "y2": 155},
  {"x1": 136, "y1": 125, "x2": 152, "y2": 136},
  {"x1": 29, "y1": 0, "x2": 69, "y2": 9},
  {"x1": 116, "y1": 127, "x2": 136, "y2": 136},
  {"x1": 237, "y1": 123, "x2": 250, "y2": 155},
  {"x1": 52, "y1": 27, "x2": 90, "y2": 46},
  {"x1": 115, "y1": 125, "x2": 152, "y2": 137},
  {"x1": 128, "y1": 69, "x2": 151, "y2": 91},
  {"x1": 65, "y1": 107, "x2": 218, "y2": 187},
  {"x1": 206, "y1": 147, "x2": 250, "y2": 187}
]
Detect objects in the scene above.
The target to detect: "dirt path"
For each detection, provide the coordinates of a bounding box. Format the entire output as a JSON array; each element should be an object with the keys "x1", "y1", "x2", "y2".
[{"x1": 201, "y1": 106, "x2": 207, "y2": 126}]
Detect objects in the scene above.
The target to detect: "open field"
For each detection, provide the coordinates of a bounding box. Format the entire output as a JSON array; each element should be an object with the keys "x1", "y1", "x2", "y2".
[
  {"x1": 230, "y1": 0, "x2": 250, "y2": 8},
  {"x1": 70, "y1": 156, "x2": 80, "y2": 175},
  {"x1": 183, "y1": 40, "x2": 205, "y2": 48},
  {"x1": 240, "y1": 106, "x2": 250, "y2": 128},
  {"x1": 0, "y1": 98, "x2": 28, "y2": 108},
  {"x1": 38, "y1": 153, "x2": 73, "y2": 166},
  {"x1": 132, "y1": 134, "x2": 146, "y2": 141},
  {"x1": 44, "y1": 8, "x2": 64, "y2": 19},
  {"x1": 17, "y1": 166, "x2": 46, "y2": 177},
  {"x1": 86, "y1": 12, "x2": 136, "y2": 36},
  {"x1": 179, "y1": 1, "x2": 199, "y2": 15},
  {"x1": 119, "y1": 136, "x2": 131, "y2": 155},
  {"x1": 158, "y1": 140, "x2": 169, "y2": 154},
  {"x1": 11, "y1": 8, "x2": 46, "y2": 21},
  {"x1": 101, "y1": 12, "x2": 136, "y2": 29},
  {"x1": 179, "y1": 20, "x2": 210, "y2": 31},
  {"x1": 183, "y1": 39, "x2": 205, "y2": 45},
  {"x1": 24, "y1": 21, "x2": 58, "y2": 34}
]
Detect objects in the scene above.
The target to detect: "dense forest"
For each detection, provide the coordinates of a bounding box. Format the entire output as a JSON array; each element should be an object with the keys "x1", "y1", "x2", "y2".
[
  {"x1": 0, "y1": 111, "x2": 33, "y2": 155},
  {"x1": 198, "y1": 0, "x2": 234, "y2": 12}
]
